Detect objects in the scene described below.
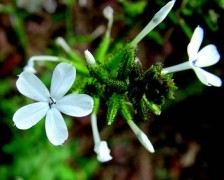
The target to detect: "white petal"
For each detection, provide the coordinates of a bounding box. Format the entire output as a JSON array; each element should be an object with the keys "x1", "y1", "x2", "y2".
[
  {"x1": 50, "y1": 62, "x2": 76, "y2": 99},
  {"x1": 193, "y1": 67, "x2": 222, "y2": 87},
  {"x1": 57, "y1": 93, "x2": 94, "y2": 117},
  {"x1": 13, "y1": 102, "x2": 49, "y2": 129},
  {"x1": 16, "y1": 71, "x2": 50, "y2": 102},
  {"x1": 94, "y1": 141, "x2": 112, "y2": 162},
  {"x1": 187, "y1": 26, "x2": 204, "y2": 62},
  {"x1": 196, "y1": 45, "x2": 220, "y2": 67},
  {"x1": 45, "y1": 108, "x2": 68, "y2": 146}
]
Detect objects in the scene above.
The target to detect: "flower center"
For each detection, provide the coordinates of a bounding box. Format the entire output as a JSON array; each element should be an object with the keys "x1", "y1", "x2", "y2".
[
  {"x1": 49, "y1": 97, "x2": 56, "y2": 109},
  {"x1": 192, "y1": 60, "x2": 197, "y2": 67}
]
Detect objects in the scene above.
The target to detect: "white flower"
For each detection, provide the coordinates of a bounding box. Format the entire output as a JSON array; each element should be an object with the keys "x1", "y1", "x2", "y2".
[
  {"x1": 162, "y1": 26, "x2": 222, "y2": 87},
  {"x1": 91, "y1": 113, "x2": 112, "y2": 162},
  {"x1": 13, "y1": 62, "x2": 94, "y2": 145}
]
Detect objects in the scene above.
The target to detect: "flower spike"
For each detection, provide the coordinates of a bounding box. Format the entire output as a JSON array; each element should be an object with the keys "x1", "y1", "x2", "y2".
[{"x1": 162, "y1": 26, "x2": 222, "y2": 87}]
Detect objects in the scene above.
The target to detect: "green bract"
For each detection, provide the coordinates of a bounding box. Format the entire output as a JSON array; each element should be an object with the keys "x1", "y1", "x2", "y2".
[{"x1": 85, "y1": 43, "x2": 177, "y2": 124}]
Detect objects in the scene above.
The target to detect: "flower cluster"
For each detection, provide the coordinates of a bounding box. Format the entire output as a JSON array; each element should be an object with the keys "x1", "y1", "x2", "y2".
[{"x1": 12, "y1": 0, "x2": 221, "y2": 163}]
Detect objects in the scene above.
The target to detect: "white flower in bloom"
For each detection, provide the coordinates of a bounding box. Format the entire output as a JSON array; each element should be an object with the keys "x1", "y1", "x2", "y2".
[
  {"x1": 162, "y1": 26, "x2": 221, "y2": 87},
  {"x1": 13, "y1": 62, "x2": 94, "y2": 145}
]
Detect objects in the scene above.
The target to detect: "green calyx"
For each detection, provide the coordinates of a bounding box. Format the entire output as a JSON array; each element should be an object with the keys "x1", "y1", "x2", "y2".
[
  {"x1": 84, "y1": 43, "x2": 177, "y2": 124},
  {"x1": 106, "y1": 93, "x2": 121, "y2": 125}
]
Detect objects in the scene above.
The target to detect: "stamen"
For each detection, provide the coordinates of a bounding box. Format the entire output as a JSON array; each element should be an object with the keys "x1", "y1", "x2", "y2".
[
  {"x1": 192, "y1": 60, "x2": 197, "y2": 66},
  {"x1": 49, "y1": 97, "x2": 56, "y2": 109}
]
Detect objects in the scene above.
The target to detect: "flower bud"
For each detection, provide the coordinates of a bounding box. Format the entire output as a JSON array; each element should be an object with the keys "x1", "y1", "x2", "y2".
[{"x1": 84, "y1": 50, "x2": 96, "y2": 65}]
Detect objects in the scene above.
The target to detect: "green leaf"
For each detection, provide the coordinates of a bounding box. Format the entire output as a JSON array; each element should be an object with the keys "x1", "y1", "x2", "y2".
[{"x1": 106, "y1": 93, "x2": 121, "y2": 125}]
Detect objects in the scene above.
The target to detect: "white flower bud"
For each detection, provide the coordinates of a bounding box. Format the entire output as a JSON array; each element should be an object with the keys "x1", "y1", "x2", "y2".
[
  {"x1": 55, "y1": 37, "x2": 72, "y2": 54},
  {"x1": 84, "y1": 50, "x2": 96, "y2": 65},
  {"x1": 127, "y1": 120, "x2": 155, "y2": 153},
  {"x1": 103, "y1": 6, "x2": 113, "y2": 20},
  {"x1": 136, "y1": 131, "x2": 155, "y2": 153}
]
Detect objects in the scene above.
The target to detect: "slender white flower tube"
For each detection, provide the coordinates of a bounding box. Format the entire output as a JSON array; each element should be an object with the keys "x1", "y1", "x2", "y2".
[
  {"x1": 127, "y1": 120, "x2": 155, "y2": 153},
  {"x1": 23, "y1": 55, "x2": 59, "y2": 73},
  {"x1": 91, "y1": 25, "x2": 106, "y2": 39},
  {"x1": 162, "y1": 26, "x2": 222, "y2": 87},
  {"x1": 131, "y1": 0, "x2": 175, "y2": 47},
  {"x1": 55, "y1": 37, "x2": 72, "y2": 54},
  {"x1": 91, "y1": 113, "x2": 112, "y2": 162},
  {"x1": 13, "y1": 62, "x2": 94, "y2": 145}
]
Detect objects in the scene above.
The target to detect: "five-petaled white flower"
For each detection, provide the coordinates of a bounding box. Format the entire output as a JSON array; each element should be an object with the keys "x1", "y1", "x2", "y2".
[
  {"x1": 162, "y1": 25, "x2": 222, "y2": 87},
  {"x1": 13, "y1": 62, "x2": 94, "y2": 145}
]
